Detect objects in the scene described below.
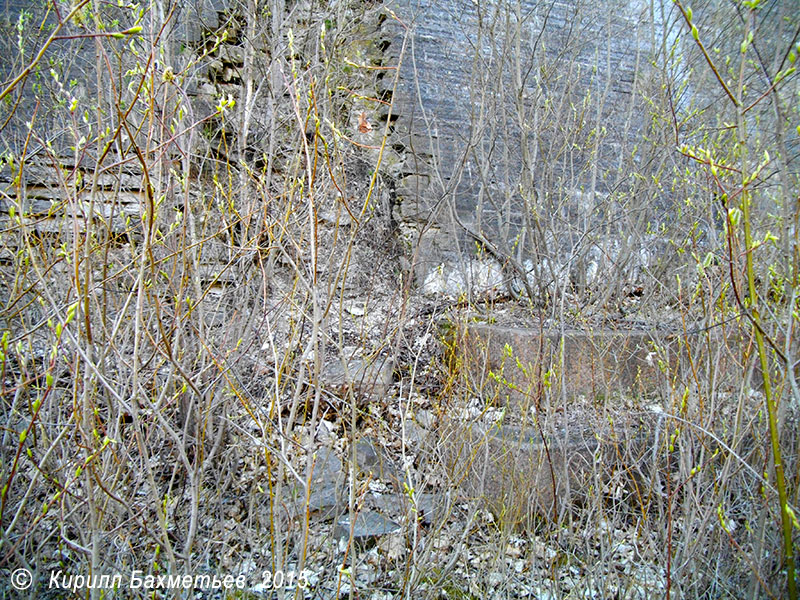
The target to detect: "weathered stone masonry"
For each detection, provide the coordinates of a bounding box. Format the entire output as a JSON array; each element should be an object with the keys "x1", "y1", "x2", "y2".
[
  {"x1": 381, "y1": 0, "x2": 659, "y2": 294},
  {"x1": 2, "y1": 0, "x2": 659, "y2": 300}
]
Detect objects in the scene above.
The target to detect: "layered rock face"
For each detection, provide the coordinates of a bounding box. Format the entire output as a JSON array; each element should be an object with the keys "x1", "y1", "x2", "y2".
[{"x1": 381, "y1": 0, "x2": 661, "y2": 297}]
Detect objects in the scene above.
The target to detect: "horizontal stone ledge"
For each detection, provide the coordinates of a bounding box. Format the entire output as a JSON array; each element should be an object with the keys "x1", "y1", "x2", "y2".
[
  {"x1": 449, "y1": 321, "x2": 755, "y2": 408},
  {"x1": 1, "y1": 163, "x2": 146, "y2": 189}
]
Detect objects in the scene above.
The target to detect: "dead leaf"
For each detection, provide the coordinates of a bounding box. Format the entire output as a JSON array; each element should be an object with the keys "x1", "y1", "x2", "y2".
[{"x1": 358, "y1": 111, "x2": 372, "y2": 133}]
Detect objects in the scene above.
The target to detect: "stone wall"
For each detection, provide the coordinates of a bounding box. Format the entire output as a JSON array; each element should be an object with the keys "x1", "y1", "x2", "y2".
[
  {"x1": 0, "y1": 0, "x2": 229, "y2": 158},
  {"x1": 381, "y1": 0, "x2": 662, "y2": 295},
  {"x1": 2, "y1": 0, "x2": 666, "y2": 300},
  {"x1": 0, "y1": 0, "x2": 251, "y2": 327}
]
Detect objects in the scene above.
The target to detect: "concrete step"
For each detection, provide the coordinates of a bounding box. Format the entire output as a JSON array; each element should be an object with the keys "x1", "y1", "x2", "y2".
[{"x1": 453, "y1": 322, "x2": 672, "y2": 409}]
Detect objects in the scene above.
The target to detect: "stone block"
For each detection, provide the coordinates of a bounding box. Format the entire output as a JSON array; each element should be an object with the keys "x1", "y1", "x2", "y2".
[
  {"x1": 356, "y1": 437, "x2": 400, "y2": 489},
  {"x1": 335, "y1": 510, "x2": 400, "y2": 540},
  {"x1": 395, "y1": 174, "x2": 430, "y2": 198},
  {"x1": 319, "y1": 355, "x2": 394, "y2": 398},
  {"x1": 396, "y1": 194, "x2": 440, "y2": 223},
  {"x1": 441, "y1": 420, "x2": 655, "y2": 531},
  {"x1": 294, "y1": 445, "x2": 345, "y2": 521},
  {"x1": 453, "y1": 321, "x2": 764, "y2": 409},
  {"x1": 455, "y1": 324, "x2": 669, "y2": 409}
]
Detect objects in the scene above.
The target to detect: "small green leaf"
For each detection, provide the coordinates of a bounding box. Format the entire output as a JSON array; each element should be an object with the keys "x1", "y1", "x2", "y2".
[
  {"x1": 787, "y1": 506, "x2": 800, "y2": 530},
  {"x1": 66, "y1": 302, "x2": 78, "y2": 324},
  {"x1": 717, "y1": 504, "x2": 729, "y2": 533},
  {"x1": 691, "y1": 24, "x2": 699, "y2": 41}
]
